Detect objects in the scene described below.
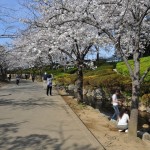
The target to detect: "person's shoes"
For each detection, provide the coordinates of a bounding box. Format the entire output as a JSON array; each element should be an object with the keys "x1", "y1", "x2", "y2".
[
  {"x1": 108, "y1": 117, "x2": 111, "y2": 121},
  {"x1": 118, "y1": 129, "x2": 126, "y2": 132},
  {"x1": 125, "y1": 129, "x2": 128, "y2": 133},
  {"x1": 110, "y1": 119, "x2": 116, "y2": 122},
  {"x1": 118, "y1": 130, "x2": 123, "y2": 132}
]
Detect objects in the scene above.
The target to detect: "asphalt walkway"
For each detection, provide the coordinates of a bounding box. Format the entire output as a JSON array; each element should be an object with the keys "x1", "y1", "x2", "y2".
[{"x1": 0, "y1": 79, "x2": 105, "y2": 150}]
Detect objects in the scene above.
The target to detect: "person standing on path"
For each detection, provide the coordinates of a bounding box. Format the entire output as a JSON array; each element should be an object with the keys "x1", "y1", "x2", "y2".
[
  {"x1": 46, "y1": 74, "x2": 53, "y2": 96},
  {"x1": 25, "y1": 74, "x2": 28, "y2": 80},
  {"x1": 32, "y1": 74, "x2": 35, "y2": 82},
  {"x1": 111, "y1": 89, "x2": 123, "y2": 121},
  {"x1": 8, "y1": 74, "x2": 11, "y2": 81},
  {"x1": 16, "y1": 74, "x2": 20, "y2": 85}
]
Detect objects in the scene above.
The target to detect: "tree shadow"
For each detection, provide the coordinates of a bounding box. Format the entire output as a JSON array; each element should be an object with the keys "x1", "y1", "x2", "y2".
[
  {"x1": 0, "y1": 122, "x2": 24, "y2": 149},
  {"x1": 0, "y1": 97, "x2": 60, "y2": 110},
  {"x1": 0, "y1": 122, "x2": 100, "y2": 150},
  {"x1": 8, "y1": 134, "x2": 58, "y2": 150}
]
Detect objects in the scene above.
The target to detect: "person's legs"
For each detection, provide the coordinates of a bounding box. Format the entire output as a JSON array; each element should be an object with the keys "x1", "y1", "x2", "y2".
[
  {"x1": 111, "y1": 105, "x2": 119, "y2": 120},
  {"x1": 117, "y1": 125, "x2": 128, "y2": 132},
  {"x1": 46, "y1": 85, "x2": 49, "y2": 95},
  {"x1": 16, "y1": 79, "x2": 19, "y2": 85},
  {"x1": 49, "y1": 86, "x2": 52, "y2": 95}
]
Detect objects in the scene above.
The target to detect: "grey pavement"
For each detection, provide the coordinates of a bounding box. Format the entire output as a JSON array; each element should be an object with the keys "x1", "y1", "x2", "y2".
[{"x1": 0, "y1": 79, "x2": 105, "y2": 150}]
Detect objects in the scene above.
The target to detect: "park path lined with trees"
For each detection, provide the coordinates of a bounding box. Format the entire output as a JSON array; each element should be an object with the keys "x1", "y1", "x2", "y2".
[
  {"x1": 0, "y1": 0, "x2": 150, "y2": 140},
  {"x1": 0, "y1": 79, "x2": 105, "y2": 150}
]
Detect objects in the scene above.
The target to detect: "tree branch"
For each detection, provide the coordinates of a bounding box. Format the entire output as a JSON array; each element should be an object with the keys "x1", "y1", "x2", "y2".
[
  {"x1": 116, "y1": 36, "x2": 134, "y2": 80},
  {"x1": 82, "y1": 43, "x2": 93, "y2": 59},
  {"x1": 58, "y1": 47, "x2": 75, "y2": 61},
  {"x1": 135, "y1": 5, "x2": 150, "y2": 26},
  {"x1": 140, "y1": 67, "x2": 150, "y2": 83}
]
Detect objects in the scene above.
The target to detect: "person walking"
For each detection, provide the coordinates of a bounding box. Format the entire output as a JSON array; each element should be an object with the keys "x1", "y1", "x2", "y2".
[
  {"x1": 46, "y1": 74, "x2": 53, "y2": 96},
  {"x1": 111, "y1": 89, "x2": 123, "y2": 121},
  {"x1": 32, "y1": 74, "x2": 35, "y2": 82},
  {"x1": 8, "y1": 74, "x2": 11, "y2": 81},
  {"x1": 25, "y1": 74, "x2": 28, "y2": 80},
  {"x1": 117, "y1": 108, "x2": 130, "y2": 132},
  {"x1": 16, "y1": 74, "x2": 20, "y2": 85}
]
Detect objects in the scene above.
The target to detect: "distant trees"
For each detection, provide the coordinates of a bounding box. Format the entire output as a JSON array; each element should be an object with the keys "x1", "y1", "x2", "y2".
[{"x1": 0, "y1": 46, "x2": 8, "y2": 80}]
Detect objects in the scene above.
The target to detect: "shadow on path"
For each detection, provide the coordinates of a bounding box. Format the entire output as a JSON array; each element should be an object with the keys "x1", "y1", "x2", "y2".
[
  {"x1": 0, "y1": 122, "x2": 99, "y2": 150},
  {"x1": 0, "y1": 80, "x2": 102, "y2": 150},
  {"x1": 0, "y1": 97, "x2": 61, "y2": 110}
]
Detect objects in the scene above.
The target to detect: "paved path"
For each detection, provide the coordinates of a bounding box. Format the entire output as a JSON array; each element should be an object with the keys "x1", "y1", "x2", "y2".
[{"x1": 0, "y1": 79, "x2": 105, "y2": 150}]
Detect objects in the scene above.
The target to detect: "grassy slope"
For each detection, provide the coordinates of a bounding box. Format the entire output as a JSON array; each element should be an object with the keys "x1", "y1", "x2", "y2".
[{"x1": 116, "y1": 56, "x2": 150, "y2": 82}]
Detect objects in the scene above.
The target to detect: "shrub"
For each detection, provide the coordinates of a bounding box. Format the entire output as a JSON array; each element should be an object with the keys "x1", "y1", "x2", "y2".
[
  {"x1": 83, "y1": 73, "x2": 132, "y2": 94},
  {"x1": 141, "y1": 82, "x2": 150, "y2": 95},
  {"x1": 55, "y1": 74, "x2": 77, "y2": 86},
  {"x1": 65, "y1": 67, "x2": 78, "y2": 74},
  {"x1": 141, "y1": 94, "x2": 150, "y2": 107}
]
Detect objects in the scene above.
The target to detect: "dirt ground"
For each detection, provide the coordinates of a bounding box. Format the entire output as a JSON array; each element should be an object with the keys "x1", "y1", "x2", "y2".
[{"x1": 59, "y1": 90, "x2": 150, "y2": 150}]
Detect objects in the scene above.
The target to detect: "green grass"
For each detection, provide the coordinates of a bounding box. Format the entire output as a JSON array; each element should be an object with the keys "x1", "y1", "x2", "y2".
[{"x1": 116, "y1": 56, "x2": 150, "y2": 82}]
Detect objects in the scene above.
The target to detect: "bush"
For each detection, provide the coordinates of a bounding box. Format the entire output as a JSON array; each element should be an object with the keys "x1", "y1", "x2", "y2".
[
  {"x1": 83, "y1": 73, "x2": 132, "y2": 93},
  {"x1": 141, "y1": 94, "x2": 150, "y2": 107},
  {"x1": 84, "y1": 64, "x2": 115, "y2": 76},
  {"x1": 141, "y1": 82, "x2": 150, "y2": 95},
  {"x1": 65, "y1": 67, "x2": 78, "y2": 74},
  {"x1": 55, "y1": 74, "x2": 77, "y2": 86}
]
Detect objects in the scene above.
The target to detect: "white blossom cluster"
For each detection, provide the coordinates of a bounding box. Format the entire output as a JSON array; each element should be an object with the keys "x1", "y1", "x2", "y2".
[{"x1": 10, "y1": 0, "x2": 149, "y2": 69}]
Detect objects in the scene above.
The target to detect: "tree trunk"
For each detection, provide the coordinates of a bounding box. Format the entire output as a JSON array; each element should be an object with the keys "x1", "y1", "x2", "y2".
[
  {"x1": 128, "y1": 50, "x2": 140, "y2": 137},
  {"x1": 0, "y1": 68, "x2": 7, "y2": 81},
  {"x1": 128, "y1": 80, "x2": 140, "y2": 137},
  {"x1": 76, "y1": 62, "x2": 83, "y2": 103}
]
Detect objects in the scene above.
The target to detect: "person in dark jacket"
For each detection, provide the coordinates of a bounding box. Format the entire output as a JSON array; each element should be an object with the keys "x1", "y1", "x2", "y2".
[
  {"x1": 46, "y1": 74, "x2": 53, "y2": 96},
  {"x1": 32, "y1": 74, "x2": 35, "y2": 82}
]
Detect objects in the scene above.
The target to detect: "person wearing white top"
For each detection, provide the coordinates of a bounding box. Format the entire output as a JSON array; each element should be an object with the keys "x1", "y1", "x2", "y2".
[
  {"x1": 117, "y1": 108, "x2": 130, "y2": 130},
  {"x1": 111, "y1": 89, "x2": 122, "y2": 120}
]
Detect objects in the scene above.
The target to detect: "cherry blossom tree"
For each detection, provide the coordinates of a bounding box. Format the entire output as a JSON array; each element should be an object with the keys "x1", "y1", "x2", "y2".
[
  {"x1": 13, "y1": 0, "x2": 150, "y2": 137},
  {"x1": 35, "y1": 0, "x2": 150, "y2": 137},
  {"x1": 14, "y1": 17, "x2": 103, "y2": 102},
  {"x1": 78, "y1": 0, "x2": 150, "y2": 138}
]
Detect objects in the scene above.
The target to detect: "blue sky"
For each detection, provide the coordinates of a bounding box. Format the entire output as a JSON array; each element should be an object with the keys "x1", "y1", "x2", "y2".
[{"x1": 0, "y1": 0, "x2": 27, "y2": 45}]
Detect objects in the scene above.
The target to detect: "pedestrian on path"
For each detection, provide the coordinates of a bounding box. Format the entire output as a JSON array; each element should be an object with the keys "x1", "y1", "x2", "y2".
[
  {"x1": 32, "y1": 74, "x2": 35, "y2": 82},
  {"x1": 8, "y1": 74, "x2": 11, "y2": 81},
  {"x1": 16, "y1": 74, "x2": 20, "y2": 85},
  {"x1": 46, "y1": 74, "x2": 53, "y2": 96},
  {"x1": 25, "y1": 74, "x2": 28, "y2": 80}
]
